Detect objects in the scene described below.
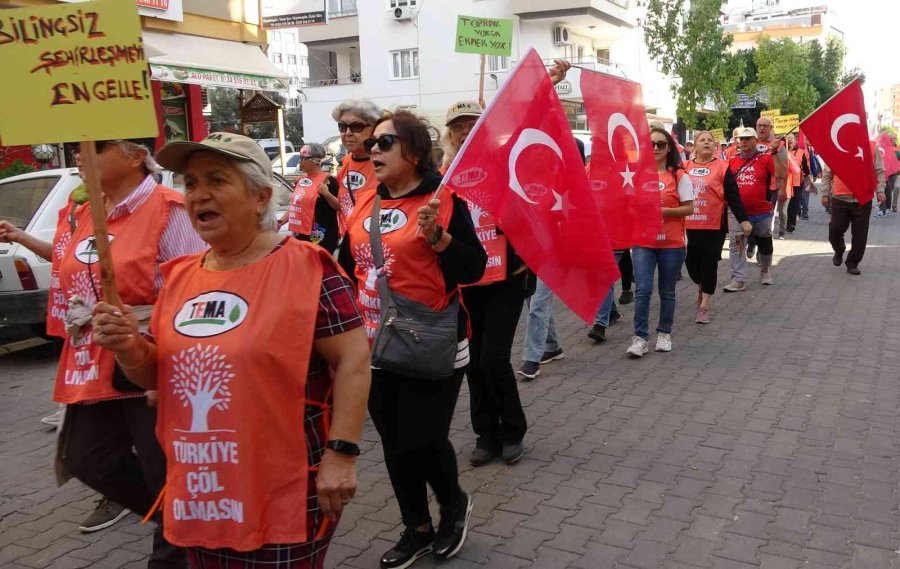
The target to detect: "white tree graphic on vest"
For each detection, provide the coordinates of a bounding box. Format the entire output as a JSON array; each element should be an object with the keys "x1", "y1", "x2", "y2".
[
  {"x1": 171, "y1": 344, "x2": 235, "y2": 432},
  {"x1": 68, "y1": 270, "x2": 100, "y2": 309},
  {"x1": 54, "y1": 232, "x2": 72, "y2": 262},
  {"x1": 468, "y1": 201, "x2": 487, "y2": 228},
  {"x1": 353, "y1": 242, "x2": 395, "y2": 291}
]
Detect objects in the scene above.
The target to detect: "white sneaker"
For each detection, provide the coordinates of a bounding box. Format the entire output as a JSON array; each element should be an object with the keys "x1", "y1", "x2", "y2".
[
  {"x1": 722, "y1": 281, "x2": 746, "y2": 293},
  {"x1": 626, "y1": 336, "x2": 649, "y2": 358},
  {"x1": 655, "y1": 333, "x2": 672, "y2": 352},
  {"x1": 760, "y1": 271, "x2": 774, "y2": 285},
  {"x1": 40, "y1": 409, "x2": 62, "y2": 427}
]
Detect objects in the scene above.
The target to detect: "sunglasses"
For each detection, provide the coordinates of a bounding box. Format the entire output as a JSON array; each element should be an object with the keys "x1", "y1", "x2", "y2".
[
  {"x1": 652, "y1": 140, "x2": 669, "y2": 150},
  {"x1": 363, "y1": 134, "x2": 403, "y2": 153},
  {"x1": 449, "y1": 119, "x2": 478, "y2": 134},
  {"x1": 738, "y1": 136, "x2": 754, "y2": 141},
  {"x1": 337, "y1": 121, "x2": 370, "y2": 134}
]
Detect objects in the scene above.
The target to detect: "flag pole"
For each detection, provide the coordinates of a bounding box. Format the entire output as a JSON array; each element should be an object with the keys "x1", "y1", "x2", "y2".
[{"x1": 478, "y1": 54, "x2": 486, "y2": 109}]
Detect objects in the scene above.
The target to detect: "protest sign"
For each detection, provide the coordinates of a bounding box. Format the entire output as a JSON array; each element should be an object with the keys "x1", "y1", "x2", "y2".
[
  {"x1": 455, "y1": 15, "x2": 513, "y2": 57},
  {"x1": 774, "y1": 114, "x2": 800, "y2": 135},
  {"x1": 709, "y1": 128, "x2": 725, "y2": 141},
  {"x1": 0, "y1": 0, "x2": 157, "y2": 145},
  {"x1": 760, "y1": 109, "x2": 781, "y2": 119}
]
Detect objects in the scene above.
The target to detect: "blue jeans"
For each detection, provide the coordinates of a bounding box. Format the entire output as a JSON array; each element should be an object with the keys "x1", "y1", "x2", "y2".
[
  {"x1": 593, "y1": 250, "x2": 624, "y2": 327},
  {"x1": 523, "y1": 278, "x2": 561, "y2": 363},
  {"x1": 632, "y1": 246, "x2": 686, "y2": 340}
]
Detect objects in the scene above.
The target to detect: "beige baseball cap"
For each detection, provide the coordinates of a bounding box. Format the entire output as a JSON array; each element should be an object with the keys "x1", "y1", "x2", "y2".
[
  {"x1": 736, "y1": 127, "x2": 758, "y2": 138},
  {"x1": 445, "y1": 100, "x2": 482, "y2": 126},
  {"x1": 156, "y1": 132, "x2": 271, "y2": 175}
]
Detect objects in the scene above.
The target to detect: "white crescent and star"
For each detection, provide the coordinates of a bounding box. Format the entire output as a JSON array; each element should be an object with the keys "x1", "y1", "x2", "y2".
[
  {"x1": 830, "y1": 113, "x2": 865, "y2": 160},
  {"x1": 508, "y1": 128, "x2": 567, "y2": 209},
  {"x1": 607, "y1": 113, "x2": 640, "y2": 188}
]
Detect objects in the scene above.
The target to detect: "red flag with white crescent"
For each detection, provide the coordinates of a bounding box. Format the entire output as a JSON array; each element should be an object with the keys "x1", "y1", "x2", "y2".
[
  {"x1": 799, "y1": 79, "x2": 877, "y2": 203},
  {"x1": 580, "y1": 70, "x2": 661, "y2": 249},
  {"x1": 443, "y1": 49, "x2": 619, "y2": 323}
]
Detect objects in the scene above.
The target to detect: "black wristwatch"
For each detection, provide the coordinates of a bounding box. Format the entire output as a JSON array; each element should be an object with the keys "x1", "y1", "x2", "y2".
[
  {"x1": 427, "y1": 225, "x2": 444, "y2": 246},
  {"x1": 326, "y1": 439, "x2": 360, "y2": 456}
]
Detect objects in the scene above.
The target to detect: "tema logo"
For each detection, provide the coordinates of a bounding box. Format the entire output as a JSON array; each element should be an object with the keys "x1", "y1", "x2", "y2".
[
  {"x1": 174, "y1": 291, "x2": 249, "y2": 338},
  {"x1": 298, "y1": 177, "x2": 314, "y2": 187},
  {"x1": 450, "y1": 167, "x2": 488, "y2": 188},
  {"x1": 344, "y1": 171, "x2": 367, "y2": 190},
  {"x1": 688, "y1": 167, "x2": 710, "y2": 176},
  {"x1": 74, "y1": 235, "x2": 114, "y2": 265},
  {"x1": 363, "y1": 208, "x2": 408, "y2": 234},
  {"x1": 658, "y1": 181, "x2": 666, "y2": 191}
]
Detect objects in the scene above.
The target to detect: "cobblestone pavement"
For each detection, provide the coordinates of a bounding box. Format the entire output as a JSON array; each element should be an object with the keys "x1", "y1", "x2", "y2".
[{"x1": 2, "y1": 202, "x2": 900, "y2": 569}]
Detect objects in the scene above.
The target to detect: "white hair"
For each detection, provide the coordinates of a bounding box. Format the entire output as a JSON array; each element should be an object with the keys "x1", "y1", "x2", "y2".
[
  {"x1": 117, "y1": 141, "x2": 163, "y2": 176},
  {"x1": 235, "y1": 161, "x2": 278, "y2": 230},
  {"x1": 440, "y1": 128, "x2": 458, "y2": 170},
  {"x1": 331, "y1": 99, "x2": 382, "y2": 124}
]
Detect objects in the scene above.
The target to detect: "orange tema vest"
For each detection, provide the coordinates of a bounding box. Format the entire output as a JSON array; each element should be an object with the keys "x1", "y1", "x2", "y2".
[
  {"x1": 685, "y1": 159, "x2": 729, "y2": 231},
  {"x1": 346, "y1": 188, "x2": 454, "y2": 340},
  {"x1": 336, "y1": 155, "x2": 378, "y2": 236},
  {"x1": 47, "y1": 200, "x2": 77, "y2": 338},
  {"x1": 53, "y1": 186, "x2": 182, "y2": 404},
  {"x1": 653, "y1": 170, "x2": 687, "y2": 248},
  {"x1": 787, "y1": 148, "x2": 808, "y2": 189},
  {"x1": 153, "y1": 239, "x2": 324, "y2": 551},
  {"x1": 288, "y1": 172, "x2": 330, "y2": 235}
]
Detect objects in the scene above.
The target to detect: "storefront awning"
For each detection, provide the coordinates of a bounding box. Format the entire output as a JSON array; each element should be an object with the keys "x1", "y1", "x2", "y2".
[{"x1": 144, "y1": 30, "x2": 289, "y2": 91}]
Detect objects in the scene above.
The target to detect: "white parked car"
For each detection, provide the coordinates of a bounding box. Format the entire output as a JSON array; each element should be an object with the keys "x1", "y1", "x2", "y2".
[
  {"x1": 0, "y1": 168, "x2": 293, "y2": 334},
  {"x1": 271, "y1": 152, "x2": 303, "y2": 178},
  {"x1": 256, "y1": 138, "x2": 296, "y2": 160}
]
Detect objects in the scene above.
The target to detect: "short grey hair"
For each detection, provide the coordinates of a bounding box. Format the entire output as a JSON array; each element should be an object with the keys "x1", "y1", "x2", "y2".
[
  {"x1": 301, "y1": 143, "x2": 327, "y2": 160},
  {"x1": 235, "y1": 161, "x2": 278, "y2": 230},
  {"x1": 116, "y1": 140, "x2": 162, "y2": 176},
  {"x1": 331, "y1": 99, "x2": 382, "y2": 124}
]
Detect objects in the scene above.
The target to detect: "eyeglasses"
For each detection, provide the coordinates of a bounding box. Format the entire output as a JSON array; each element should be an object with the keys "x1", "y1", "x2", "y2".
[
  {"x1": 738, "y1": 136, "x2": 754, "y2": 141},
  {"x1": 756, "y1": 124, "x2": 772, "y2": 129},
  {"x1": 337, "y1": 121, "x2": 370, "y2": 134},
  {"x1": 449, "y1": 119, "x2": 477, "y2": 134},
  {"x1": 363, "y1": 134, "x2": 403, "y2": 153},
  {"x1": 651, "y1": 140, "x2": 669, "y2": 150}
]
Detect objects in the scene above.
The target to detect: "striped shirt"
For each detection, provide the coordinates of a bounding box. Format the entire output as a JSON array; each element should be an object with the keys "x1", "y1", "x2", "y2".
[{"x1": 107, "y1": 175, "x2": 207, "y2": 291}]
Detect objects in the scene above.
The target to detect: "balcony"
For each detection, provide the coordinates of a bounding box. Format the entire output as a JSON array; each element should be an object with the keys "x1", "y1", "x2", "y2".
[
  {"x1": 514, "y1": 0, "x2": 635, "y2": 29},
  {"x1": 295, "y1": 1, "x2": 359, "y2": 45}
]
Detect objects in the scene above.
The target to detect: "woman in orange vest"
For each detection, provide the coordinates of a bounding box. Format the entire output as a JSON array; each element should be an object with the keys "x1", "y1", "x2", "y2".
[
  {"x1": 784, "y1": 133, "x2": 811, "y2": 233},
  {"x1": 278, "y1": 143, "x2": 340, "y2": 252},
  {"x1": 684, "y1": 131, "x2": 751, "y2": 324},
  {"x1": 626, "y1": 128, "x2": 694, "y2": 358},
  {"x1": 331, "y1": 99, "x2": 382, "y2": 237},
  {"x1": 340, "y1": 110, "x2": 486, "y2": 569},
  {"x1": 92, "y1": 133, "x2": 372, "y2": 568}
]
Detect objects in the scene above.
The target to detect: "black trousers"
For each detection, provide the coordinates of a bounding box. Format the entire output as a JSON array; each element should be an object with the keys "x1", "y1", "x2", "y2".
[
  {"x1": 787, "y1": 187, "x2": 802, "y2": 228},
  {"x1": 462, "y1": 275, "x2": 527, "y2": 449},
  {"x1": 64, "y1": 397, "x2": 186, "y2": 568},
  {"x1": 829, "y1": 199, "x2": 872, "y2": 267},
  {"x1": 882, "y1": 175, "x2": 897, "y2": 212},
  {"x1": 369, "y1": 369, "x2": 465, "y2": 528},
  {"x1": 686, "y1": 230, "x2": 726, "y2": 295},
  {"x1": 618, "y1": 249, "x2": 634, "y2": 291}
]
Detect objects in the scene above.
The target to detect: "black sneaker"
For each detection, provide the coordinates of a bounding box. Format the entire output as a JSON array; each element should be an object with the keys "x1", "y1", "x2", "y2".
[
  {"x1": 833, "y1": 249, "x2": 845, "y2": 267},
  {"x1": 847, "y1": 265, "x2": 861, "y2": 275},
  {"x1": 587, "y1": 325, "x2": 606, "y2": 343},
  {"x1": 434, "y1": 493, "x2": 474, "y2": 560},
  {"x1": 79, "y1": 498, "x2": 131, "y2": 533},
  {"x1": 618, "y1": 290, "x2": 634, "y2": 305},
  {"x1": 801, "y1": 213, "x2": 809, "y2": 220},
  {"x1": 470, "y1": 443, "x2": 499, "y2": 467},
  {"x1": 502, "y1": 440, "x2": 525, "y2": 464},
  {"x1": 539, "y1": 349, "x2": 564, "y2": 364},
  {"x1": 380, "y1": 527, "x2": 435, "y2": 569},
  {"x1": 609, "y1": 310, "x2": 621, "y2": 325},
  {"x1": 516, "y1": 361, "x2": 540, "y2": 380},
  {"x1": 747, "y1": 243, "x2": 756, "y2": 259}
]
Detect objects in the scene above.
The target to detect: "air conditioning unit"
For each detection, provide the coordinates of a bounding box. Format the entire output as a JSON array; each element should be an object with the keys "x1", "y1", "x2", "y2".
[
  {"x1": 393, "y1": 6, "x2": 414, "y2": 21},
  {"x1": 553, "y1": 26, "x2": 571, "y2": 45}
]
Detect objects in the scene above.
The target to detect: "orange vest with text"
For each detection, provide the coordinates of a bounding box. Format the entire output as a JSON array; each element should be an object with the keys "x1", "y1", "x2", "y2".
[
  {"x1": 288, "y1": 172, "x2": 330, "y2": 235},
  {"x1": 53, "y1": 186, "x2": 182, "y2": 404},
  {"x1": 47, "y1": 200, "x2": 77, "y2": 338},
  {"x1": 346, "y1": 187, "x2": 454, "y2": 340},
  {"x1": 336, "y1": 155, "x2": 378, "y2": 236},
  {"x1": 652, "y1": 170, "x2": 687, "y2": 248},
  {"x1": 153, "y1": 239, "x2": 325, "y2": 551},
  {"x1": 685, "y1": 159, "x2": 729, "y2": 231}
]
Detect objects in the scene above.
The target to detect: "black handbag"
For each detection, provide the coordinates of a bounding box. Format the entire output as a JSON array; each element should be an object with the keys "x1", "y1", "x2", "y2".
[{"x1": 368, "y1": 195, "x2": 459, "y2": 379}]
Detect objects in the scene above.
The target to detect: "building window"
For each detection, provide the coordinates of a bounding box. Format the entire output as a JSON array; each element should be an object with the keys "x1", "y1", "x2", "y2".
[
  {"x1": 273, "y1": 52, "x2": 283, "y2": 63},
  {"x1": 287, "y1": 54, "x2": 297, "y2": 65},
  {"x1": 301, "y1": 56, "x2": 309, "y2": 67},
  {"x1": 391, "y1": 49, "x2": 419, "y2": 79},
  {"x1": 389, "y1": 0, "x2": 417, "y2": 8},
  {"x1": 329, "y1": 0, "x2": 358, "y2": 16},
  {"x1": 486, "y1": 55, "x2": 509, "y2": 72}
]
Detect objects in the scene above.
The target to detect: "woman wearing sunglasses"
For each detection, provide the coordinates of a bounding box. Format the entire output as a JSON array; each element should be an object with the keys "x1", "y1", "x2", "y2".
[
  {"x1": 626, "y1": 128, "x2": 694, "y2": 358},
  {"x1": 340, "y1": 110, "x2": 487, "y2": 569},
  {"x1": 331, "y1": 99, "x2": 382, "y2": 235}
]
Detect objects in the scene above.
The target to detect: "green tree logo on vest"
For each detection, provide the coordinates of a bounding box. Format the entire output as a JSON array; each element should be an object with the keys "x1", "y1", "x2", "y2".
[
  {"x1": 363, "y1": 208, "x2": 407, "y2": 234},
  {"x1": 171, "y1": 344, "x2": 235, "y2": 433},
  {"x1": 174, "y1": 292, "x2": 249, "y2": 338},
  {"x1": 344, "y1": 171, "x2": 367, "y2": 190},
  {"x1": 74, "y1": 235, "x2": 115, "y2": 265}
]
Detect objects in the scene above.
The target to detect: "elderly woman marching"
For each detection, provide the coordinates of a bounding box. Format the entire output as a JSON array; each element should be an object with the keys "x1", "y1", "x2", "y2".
[
  {"x1": 332, "y1": 99, "x2": 382, "y2": 234},
  {"x1": 92, "y1": 133, "x2": 372, "y2": 569},
  {"x1": 279, "y1": 142, "x2": 341, "y2": 252},
  {"x1": 339, "y1": 111, "x2": 487, "y2": 569}
]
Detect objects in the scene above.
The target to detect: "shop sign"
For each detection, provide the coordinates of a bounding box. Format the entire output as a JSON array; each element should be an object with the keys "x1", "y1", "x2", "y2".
[
  {"x1": 261, "y1": 0, "x2": 326, "y2": 29},
  {"x1": 150, "y1": 64, "x2": 288, "y2": 91}
]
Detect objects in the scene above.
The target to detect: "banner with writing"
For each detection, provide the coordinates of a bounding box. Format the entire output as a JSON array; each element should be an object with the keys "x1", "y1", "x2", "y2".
[
  {"x1": 774, "y1": 114, "x2": 800, "y2": 135},
  {"x1": 0, "y1": 0, "x2": 157, "y2": 145},
  {"x1": 709, "y1": 128, "x2": 725, "y2": 141},
  {"x1": 760, "y1": 109, "x2": 781, "y2": 119},
  {"x1": 455, "y1": 15, "x2": 513, "y2": 57}
]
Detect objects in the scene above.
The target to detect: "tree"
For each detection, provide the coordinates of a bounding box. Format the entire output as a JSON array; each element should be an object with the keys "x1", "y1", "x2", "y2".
[
  {"x1": 642, "y1": 0, "x2": 746, "y2": 129},
  {"x1": 207, "y1": 88, "x2": 241, "y2": 133},
  {"x1": 170, "y1": 344, "x2": 235, "y2": 433},
  {"x1": 805, "y1": 37, "x2": 846, "y2": 106},
  {"x1": 753, "y1": 37, "x2": 818, "y2": 117}
]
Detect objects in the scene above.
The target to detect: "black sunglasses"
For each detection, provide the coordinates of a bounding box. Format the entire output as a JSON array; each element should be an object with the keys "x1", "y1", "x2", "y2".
[
  {"x1": 337, "y1": 121, "x2": 370, "y2": 134},
  {"x1": 363, "y1": 134, "x2": 403, "y2": 153},
  {"x1": 738, "y1": 136, "x2": 753, "y2": 141},
  {"x1": 652, "y1": 140, "x2": 669, "y2": 150}
]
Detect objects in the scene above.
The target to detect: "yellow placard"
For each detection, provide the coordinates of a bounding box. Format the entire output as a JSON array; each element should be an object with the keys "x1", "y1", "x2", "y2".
[
  {"x1": 774, "y1": 114, "x2": 800, "y2": 135},
  {"x1": 0, "y1": 0, "x2": 157, "y2": 145},
  {"x1": 709, "y1": 128, "x2": 725, "y2": 142},
  {"x1": 760, "y1": 109, "x2": 781, "y2": 118}
]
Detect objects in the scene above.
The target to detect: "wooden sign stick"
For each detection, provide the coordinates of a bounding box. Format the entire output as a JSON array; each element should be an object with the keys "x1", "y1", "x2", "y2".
[
  {"x1": 78, "y1": 141, "x2": 123, "y2": 309},
  {"x1": 478, "y1": 54, "x2": 486, "y2": 109}
]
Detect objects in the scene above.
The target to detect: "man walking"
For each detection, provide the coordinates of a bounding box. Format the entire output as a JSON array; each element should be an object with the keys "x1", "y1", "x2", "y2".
[{"x1": 821, "y1": 148, "x2": 886, "y2": 275}]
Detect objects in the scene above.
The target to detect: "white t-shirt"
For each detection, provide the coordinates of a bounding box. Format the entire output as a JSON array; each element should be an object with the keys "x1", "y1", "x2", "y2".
[{"x1": 676, "y1": 172, "x2": 694, "y2": 202}]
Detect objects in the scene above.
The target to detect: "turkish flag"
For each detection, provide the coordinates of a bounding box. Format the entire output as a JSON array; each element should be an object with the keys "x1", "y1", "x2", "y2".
[
  {"x1": 876, "y1": 133, "x2": 900, "y2": 176},
  {"x1": 581, "y1": 70, "x2": 661, "y2": 249},
  {"x1": 443, "y1": 48, "x2": 618, "y2": 323},
  {"x1": 800, "y1": 79, "x2": 877, "y2": 203}
]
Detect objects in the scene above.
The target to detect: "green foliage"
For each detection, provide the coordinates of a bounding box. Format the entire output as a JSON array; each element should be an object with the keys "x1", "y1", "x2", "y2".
[
  {"x1": 0, "y1": 160, "x2": 35, "y2": 180},
  {"x1": 752, "y1": 37, "x2": 818, "y2": 117},
  {"x1": 804, "y1": 37, "x2": 846, "y2": 105},
  {"x1": 642, "y1": 0, "x2": 745, "y2": 129},
  {"x1": 207, "y1": 88, "x2": 242, "y2": 133}
]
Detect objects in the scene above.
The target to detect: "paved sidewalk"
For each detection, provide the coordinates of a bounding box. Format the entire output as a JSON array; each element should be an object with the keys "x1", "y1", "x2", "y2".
[{"x1": 2, "y1": 203, "x2": 900, "y2": 569}]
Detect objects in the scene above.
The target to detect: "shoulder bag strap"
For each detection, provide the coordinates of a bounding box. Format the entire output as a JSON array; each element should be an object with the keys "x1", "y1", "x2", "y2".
[{"x1": 368, "y1": 195, "x2": 394, "y2": 313}]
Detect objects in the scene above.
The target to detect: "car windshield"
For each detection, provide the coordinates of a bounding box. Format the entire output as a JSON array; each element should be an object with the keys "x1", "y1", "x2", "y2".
[
  {"x1": 0, "y1": 175, "x2": 60, "y2": 229},
  {"x1": 272, "y1": 174, "x2": 293, "y2": 208},
  {"x1": 287, "y1": 155, "x2": 301, "y2": 167}
]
